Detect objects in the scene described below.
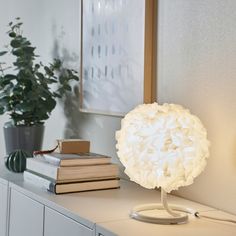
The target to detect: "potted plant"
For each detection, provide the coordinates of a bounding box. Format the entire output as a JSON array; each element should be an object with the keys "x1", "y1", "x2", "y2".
[{"x1": 0, "y1": 18, "x2": 79, "y2": 155}]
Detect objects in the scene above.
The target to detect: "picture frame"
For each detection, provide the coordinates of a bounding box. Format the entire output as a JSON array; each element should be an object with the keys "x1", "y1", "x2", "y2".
[{"x1": 80, "y1": 0, "x2": 157, "y2": 116}]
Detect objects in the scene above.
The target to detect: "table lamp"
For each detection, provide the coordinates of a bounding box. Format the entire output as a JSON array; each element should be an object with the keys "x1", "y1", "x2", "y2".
[{"x1": 116, "y1": 103, "x2": 210, "y2": 224}]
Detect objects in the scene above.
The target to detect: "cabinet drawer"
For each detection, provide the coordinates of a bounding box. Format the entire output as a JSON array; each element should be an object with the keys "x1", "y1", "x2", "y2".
[
  {"x1": 9, "y1": 189, "x2": 44, "y2": 236},
  {"x1": 0, "y1": 182, "x2": 8, "y2": 236},
  {"x1": 44, "y1": 207, "x2": 93, "y2": 236}
]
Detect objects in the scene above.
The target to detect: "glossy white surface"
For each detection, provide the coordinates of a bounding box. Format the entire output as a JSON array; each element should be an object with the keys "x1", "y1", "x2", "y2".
[
  {"x1": 8, "y1": 178, "x2": 214, "y2": 229},
  {"x1": 0, "y1": 165, "x2": 236, "y2": 236},
  {"x1": 97, "y1": 214, "x2": 236, "y2": 236}
]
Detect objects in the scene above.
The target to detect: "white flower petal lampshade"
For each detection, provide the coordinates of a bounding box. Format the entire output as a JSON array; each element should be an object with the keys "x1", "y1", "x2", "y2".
[{"x1": 116, "y1": 103, "x2": 210, "y2": 224}]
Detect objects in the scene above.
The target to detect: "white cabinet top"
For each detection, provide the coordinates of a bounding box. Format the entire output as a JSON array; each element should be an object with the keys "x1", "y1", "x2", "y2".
[{"x1": 1, "y1": 164, "x2": 236, "y2": 235}]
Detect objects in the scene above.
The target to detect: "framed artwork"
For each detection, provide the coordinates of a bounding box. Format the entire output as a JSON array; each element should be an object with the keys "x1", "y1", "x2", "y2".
[{"x1": 80, "y1": 0, "x2": 157, "y2": 116}]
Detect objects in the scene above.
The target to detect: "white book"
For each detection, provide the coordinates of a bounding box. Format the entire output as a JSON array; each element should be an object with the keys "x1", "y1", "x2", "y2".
[
  {"x1": 24, "y1": 170, "x2": 52, "y2": 190},
  {"x1": 27, "y1": 157, "x2": 58, "y2": 179}
]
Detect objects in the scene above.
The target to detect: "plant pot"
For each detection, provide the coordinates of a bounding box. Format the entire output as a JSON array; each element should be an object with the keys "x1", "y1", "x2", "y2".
[{"x1": 3, "y1": 123, "x2": 44, "y2": 155}]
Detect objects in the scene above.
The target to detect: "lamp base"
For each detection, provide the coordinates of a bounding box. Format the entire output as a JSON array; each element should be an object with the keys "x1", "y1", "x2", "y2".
[
  {"x1": 130, "y1": 188, "x2": 196, "y2": 224},
  {"x1": 130, "y1": 203, "x2": 195, "y2": 224}
]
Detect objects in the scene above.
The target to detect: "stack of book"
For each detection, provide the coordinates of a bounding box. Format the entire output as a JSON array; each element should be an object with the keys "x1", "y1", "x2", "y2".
[{"x1": 24, "y1": 139, "x2": 120, "y2": 194}]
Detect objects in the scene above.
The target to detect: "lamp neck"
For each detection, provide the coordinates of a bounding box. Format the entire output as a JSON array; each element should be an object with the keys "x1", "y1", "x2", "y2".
[{"x1": 161, "y1": 188, "x2": 180, "y2": 217}]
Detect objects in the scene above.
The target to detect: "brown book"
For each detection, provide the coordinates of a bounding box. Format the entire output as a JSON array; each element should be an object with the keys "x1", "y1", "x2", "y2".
[
  {"x1": 40, "y1": 152, "x2": 111, "y2": 167},
  {"x1": 24, "y1": 170, "x2": 120, "y2": 194},
  {"x1": 57, "y1": 139, "x2": 90, "y2": 154},
  {"x1": 26, "y1": 157, "x2": 119, "y2": 181},
  {"x1": 54, "y1": 179, "x2": 120, "y2": 194}
]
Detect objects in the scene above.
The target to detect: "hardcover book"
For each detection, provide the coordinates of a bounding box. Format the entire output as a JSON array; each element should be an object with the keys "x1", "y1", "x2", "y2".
[
  {"x1": 37, "y1": 152, "x2": 112, "y2": 167},
  {"x1": 24, "y1": 170, "x2": 120, "y2": 194},
  {"x1": 26, "y1": 157, "x2": 119, "y2": 181}
]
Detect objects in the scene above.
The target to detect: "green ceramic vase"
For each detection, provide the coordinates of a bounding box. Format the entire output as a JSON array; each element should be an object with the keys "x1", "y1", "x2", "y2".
[{"x1": 5, "y1": 149, "x2": 31, "y2": 172}]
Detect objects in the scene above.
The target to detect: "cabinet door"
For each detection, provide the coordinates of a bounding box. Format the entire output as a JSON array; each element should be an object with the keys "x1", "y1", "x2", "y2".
[
  {"x1": 0, "y1": 182, "x2": 8, "y2": 236},
  {"x1": 44, "y1": 207, "x2": 93, "y2": 236},
  {"x1": 9, "y1": 189, "x2": 44, "y2": 236}
]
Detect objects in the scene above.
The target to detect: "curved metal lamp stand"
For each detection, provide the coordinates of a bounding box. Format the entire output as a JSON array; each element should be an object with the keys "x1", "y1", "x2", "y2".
[{"x1": 130, "y1": 188, "x2": 196, "y2": 224}]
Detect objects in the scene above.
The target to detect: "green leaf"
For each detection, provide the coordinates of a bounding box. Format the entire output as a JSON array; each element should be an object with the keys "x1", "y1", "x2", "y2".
[
  {"x1": 34, "y1": 64, "x2": 40, "y2": 70},
  {"x1": 36, "y1": 72, "x2": 45, "y2": 80},
  {"x1": 57, "y1": 87, "x2": 65, "y2": 95},
  {"x1": 0, "y1": 75, "x2": 17, "y2": 86},
  {"x1": 10, "y1": 39, "x2": 21, "y2": 48},
  {"x1": 15, "y1": 102, "x2": 32, "y2": 112},
  {"x1": 41, "y1": 97, "x2": 56, "y2": 111},
  {"x1": 66, "y1": 69, "x2": 73, "y2": 76},
  {"x1": 72, "y1": 74, "x2": 79, "y2": 81},
  {"x1": 64, "y1": 84, "x2": 72, "y2": 91},
  {"x1": 46, "y1": 78, "x2": 57, "y2": 84},
  {"x1": 9, "y1": 32, "x2": 16, "y2": 38},
  {"x1": 0, "y1": 51, "x2": 8, "y2": 56},
  {"x1": 16, "y1": 22, "x2": 23, "y2": 27},
  {"x1": 0, "y1": 106, "x2": 4, "y2": 115},
  {"x1": 52, "y1": 59, "x2": 62, "y2": 69},
  {"x1": 59, "y1": 75, "x2": 66, "y2": 84},
  {"x1": 34, "y1": 110, "x2": 49, "y2": 121},
  {"x1": 12, "y1": 48, "x2": 24, "y2": 56},
  {"x1": 12, "y1": 87, "x2": 23, "y2": 96},
  {"x1": 0, "y1": 96, "x2": 10, "y2": 107},
  {"x1": 23, "y1": 46, "x2": 35, "y2": 54},
  {"x1": 44, "y1": 66, "x2": 54, "y2": 76},
  {"x1": 53, "y1": 92, "x2": 62, "y2": 98},
  {"x1": 20, "y1": 38, "x2": 31, "y2": 47},
  {"x1": 4, "y1": 74, "x2": 17, "y2": 80}
]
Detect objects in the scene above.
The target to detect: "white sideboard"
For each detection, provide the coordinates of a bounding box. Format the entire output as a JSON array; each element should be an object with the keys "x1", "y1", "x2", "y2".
[
  {"x1": 0, "y1": 179, "x2": 8, "y2": 236},
  {"x1": 0, "y1": 164, "x2": 236, "y2": 236}
]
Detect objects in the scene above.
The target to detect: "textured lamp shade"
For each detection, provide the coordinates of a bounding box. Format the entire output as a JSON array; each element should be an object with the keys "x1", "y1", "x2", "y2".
[{"x1": 116, "y1": 103, "x2": 210, "y2": 224}]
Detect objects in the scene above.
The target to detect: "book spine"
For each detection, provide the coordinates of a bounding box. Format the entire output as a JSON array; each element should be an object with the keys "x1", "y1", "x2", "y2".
[
  {"x1": 48, "y1": 182, "x2": 56, "y2": 194},
  {"x1": 23, "y1": 171, "x2": 55, "y2": 193},
  {"x1": 57, "y1": 164, "x2": 119, "y2": 180}
]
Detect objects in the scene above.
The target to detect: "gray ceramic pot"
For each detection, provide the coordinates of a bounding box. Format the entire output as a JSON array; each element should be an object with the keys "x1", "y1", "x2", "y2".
[{"x1": 3, "y1": 122, "x2": 44, "y2": 155}]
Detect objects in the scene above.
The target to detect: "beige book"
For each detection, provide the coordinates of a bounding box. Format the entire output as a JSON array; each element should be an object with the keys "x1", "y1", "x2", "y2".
[
  {"x1": 40, "y1": 152, "x2": 111, "y2": 167},
  {"x1": 26, "y1": 157, "x2": 119, "y2": 181}
]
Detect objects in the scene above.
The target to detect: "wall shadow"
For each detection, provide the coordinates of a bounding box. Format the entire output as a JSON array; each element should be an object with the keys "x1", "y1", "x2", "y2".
[{"x1": 51, "y1": 23, "x2": 88, "y2": 139}]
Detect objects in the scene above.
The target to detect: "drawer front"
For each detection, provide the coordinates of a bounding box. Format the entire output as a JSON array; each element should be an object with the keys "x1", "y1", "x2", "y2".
[
  {"x1": 0, "y1": 182, "x2": 8, "y2": 236},
  {"x1": 9, "y1": 189, "x2": 44, "y2": 236},
  {"x1": 44, "y1": 207, "x2": 93, "y2": 236}
]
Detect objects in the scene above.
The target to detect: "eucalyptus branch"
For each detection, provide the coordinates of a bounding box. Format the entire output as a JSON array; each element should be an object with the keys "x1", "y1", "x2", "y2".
[
  {"x1": 0, "y1": 19, "x2": 79, "y2": 126},
  {"x1": 0, "y1": 63, "x2": 4, "y2": 75}
]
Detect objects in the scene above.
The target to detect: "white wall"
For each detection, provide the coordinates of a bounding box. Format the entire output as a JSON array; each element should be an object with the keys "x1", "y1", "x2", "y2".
[{"x1": 158, "y1": 0, "x2": 236, "y2": 214}]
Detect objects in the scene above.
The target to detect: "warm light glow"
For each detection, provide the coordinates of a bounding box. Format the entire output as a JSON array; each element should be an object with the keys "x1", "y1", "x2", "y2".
[{"x1": 116, "y1": 103, "x2": 210, "y2": 193}]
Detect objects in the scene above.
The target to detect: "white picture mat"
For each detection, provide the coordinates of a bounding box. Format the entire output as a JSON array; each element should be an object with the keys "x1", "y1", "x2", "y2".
[{"x1": 81, "y1": 0, "x2": 145, "y2": 116}]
